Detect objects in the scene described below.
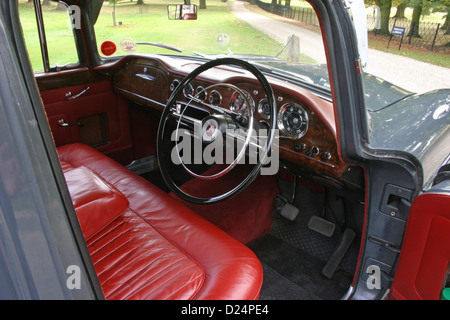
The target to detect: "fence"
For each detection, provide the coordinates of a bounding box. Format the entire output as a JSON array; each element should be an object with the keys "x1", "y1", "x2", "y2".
[
  {"x1": 254, "y1": 1, "x2": 320, "y2": 27},
  {"x1": 252, "y1": 0, "x2": 449, "y2": 53},
  {"x1": 367, "y1": 13, "x2": 449, "y2": 52}
]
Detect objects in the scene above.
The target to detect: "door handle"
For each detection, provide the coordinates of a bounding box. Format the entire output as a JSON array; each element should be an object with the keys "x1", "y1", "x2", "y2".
[
  {"x1": 65, "y1": 86, "x2": 90, "y2": 100},
  {"x1": 58, "y1": 119, "x2": 83, "y2": 127}
]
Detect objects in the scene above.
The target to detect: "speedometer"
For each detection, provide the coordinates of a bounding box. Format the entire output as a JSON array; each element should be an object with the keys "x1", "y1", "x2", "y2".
[{"x1": 277, "y1": 102, "x2": 308, "y2": 139}]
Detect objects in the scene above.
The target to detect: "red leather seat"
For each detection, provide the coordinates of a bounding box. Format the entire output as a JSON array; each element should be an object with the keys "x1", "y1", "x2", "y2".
[{"x1": 57, "y1": 143, "x2": 263, "y2": 300}]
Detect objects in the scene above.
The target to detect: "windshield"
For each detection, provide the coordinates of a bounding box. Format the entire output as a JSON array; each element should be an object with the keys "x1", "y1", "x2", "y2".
[
  {"x1": 94, "y1": 1, "x2": 330, "y2": 83},
  {"x1": 92, "y1": 0, "x2": 449, "y2": 110}
]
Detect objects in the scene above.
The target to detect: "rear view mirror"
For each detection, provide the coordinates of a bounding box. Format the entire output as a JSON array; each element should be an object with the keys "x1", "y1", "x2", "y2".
[{"x1": 168, "y1": 5, "x2": 198, "y2": 20}]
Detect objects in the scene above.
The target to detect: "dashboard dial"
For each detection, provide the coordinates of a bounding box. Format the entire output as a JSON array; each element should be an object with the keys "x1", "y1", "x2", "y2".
[
  {"x1": 258, "y1": 98, "x2": 271, "y2": 119},
  {"x1": 183, "y1": 83, "x2": 194, "y2": 99},
  {"x1": 229, "y1": 89, "x2": 255, "y2": 117},
  {"x1": 277, "y1": 102, "x2": 308, "y2": 139},
  {"x1": 208, "y1": 90, "x2": 222, "y2": 106},
  {"x1": 195, "y1": 86, "x2": 206, "y2": 101},
  {"x1": 170, "y1": 79, "x2": 180, "y2": 92}
]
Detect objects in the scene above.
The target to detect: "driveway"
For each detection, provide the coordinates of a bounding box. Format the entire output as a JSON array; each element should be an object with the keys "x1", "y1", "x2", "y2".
[{"x1": 230, "y1": 1, "x2": 450, "y2": 94}]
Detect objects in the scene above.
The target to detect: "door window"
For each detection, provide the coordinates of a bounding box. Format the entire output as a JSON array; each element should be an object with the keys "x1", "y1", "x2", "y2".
[{"x1": 18, "y1": 0, "x2": 80, "y2": 73}]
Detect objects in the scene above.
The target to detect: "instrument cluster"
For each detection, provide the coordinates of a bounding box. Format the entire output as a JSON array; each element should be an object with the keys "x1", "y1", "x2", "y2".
[{"x1": 169, "y1": 79, "x2": 310, "y2": 140}]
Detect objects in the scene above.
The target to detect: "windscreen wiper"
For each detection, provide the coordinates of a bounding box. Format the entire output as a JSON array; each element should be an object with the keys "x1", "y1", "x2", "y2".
[{"x1": 136, "y1": 42, "x2": 205, "y2": 57}]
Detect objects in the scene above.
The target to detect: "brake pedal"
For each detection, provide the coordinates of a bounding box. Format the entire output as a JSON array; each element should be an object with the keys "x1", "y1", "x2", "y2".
[
  {"x1": 280, "y1": 203, "x2": 299, "y2": 221},
  {"x1": 308, "y1": 216, "x2": 335, "y2": 237}
]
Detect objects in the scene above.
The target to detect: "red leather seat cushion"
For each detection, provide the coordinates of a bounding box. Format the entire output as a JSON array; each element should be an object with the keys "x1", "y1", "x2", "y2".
[
  {"x1": 63, "y1": 166, "x2": 129, "y2": 240},
  {"x1": 57, "y1": 143, "x2": 263, "y2": 300}
]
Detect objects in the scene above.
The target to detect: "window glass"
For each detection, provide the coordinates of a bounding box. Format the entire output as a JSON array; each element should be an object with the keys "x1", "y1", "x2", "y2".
[{"x1": 18, "y1": 0, "x2": 79, "y2": 73}]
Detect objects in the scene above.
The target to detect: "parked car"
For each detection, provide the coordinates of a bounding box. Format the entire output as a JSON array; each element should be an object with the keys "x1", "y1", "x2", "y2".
[{"x1": 0, "y1": 0, "x2": 449, "y2": 302}]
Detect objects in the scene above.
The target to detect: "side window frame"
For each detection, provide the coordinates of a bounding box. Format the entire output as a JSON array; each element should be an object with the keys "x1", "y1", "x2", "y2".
[{"x1": 29, "y1": 0, "x2": 87, "y2": 73}]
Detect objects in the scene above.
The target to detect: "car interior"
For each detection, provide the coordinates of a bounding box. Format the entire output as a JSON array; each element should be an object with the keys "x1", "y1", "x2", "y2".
[{"x1": 16, "y1": 0, "x2": 368, "y2": 300}]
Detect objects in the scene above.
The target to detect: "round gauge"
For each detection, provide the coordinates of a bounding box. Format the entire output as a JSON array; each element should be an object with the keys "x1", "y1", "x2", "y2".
[
  {"x1": 208, "y1": 90, "x2": 222, "y2": 106},
  {"x1": 258, "y1": 98, "x2": 271, "y2": 119},
  {"x1": 277, "y1": 102, "x2": 309, "y2": 139},
  {"x1": 229, "y1": 89, "x2": 255, "y2": 117},
  {"x1": 183, "y1": 83, "x2": 194, "y2": 99},
  {"x1": 195, "y1": 86, "x2": 206, "y2": 101},
  {"x1": 170, "y1": 79, "x2": 180, "y2": 92}
]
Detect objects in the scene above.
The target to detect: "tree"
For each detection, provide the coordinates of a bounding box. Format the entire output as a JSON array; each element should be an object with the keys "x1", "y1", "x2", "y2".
[
  {"x1": 136, "y1": 0, "x2": 144, "y2": 4},
  {"x1": 374, "y1": 0, "x2": 393, "y2": 34},
  {"x1": 444, "y1": 13, "x2": 450, "y2": 33},
  {"x1": 199, "y1": 0, "x2": 206, "y2": 9},
  {"x1": 109, "y1": 0, "x2": 118, "y2": 26},
  {"x1": 408, "y1": 0, "x2": 423, "y2": 37},
  {"x1": 394, "y1": 0, "x2": 409, "y2": 18},
  {"x1": 429, "y1": 0, "x2": 450, "y2": 34}
]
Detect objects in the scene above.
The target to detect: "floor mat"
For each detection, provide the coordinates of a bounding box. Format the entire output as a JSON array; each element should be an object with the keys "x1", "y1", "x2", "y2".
[
  {"x1": 248, "y1": 178, "x2": 360, "y2": 300},
  {"x1": 249, "y1": 234, "x2": 353, "y2": 300},
  {"x1": 271, "y1": 179, "x2": 360, "y2": 274}
]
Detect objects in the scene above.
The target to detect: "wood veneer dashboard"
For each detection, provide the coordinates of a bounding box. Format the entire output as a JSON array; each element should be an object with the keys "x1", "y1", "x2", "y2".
[{"x1": 99, "y1": 55, "x2": 349, "y2": 180}]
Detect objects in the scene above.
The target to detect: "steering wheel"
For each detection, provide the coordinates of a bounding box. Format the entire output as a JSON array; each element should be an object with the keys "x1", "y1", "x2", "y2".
[{"x1": 157, "y1": 58, "x2": 276, "y2": 204}]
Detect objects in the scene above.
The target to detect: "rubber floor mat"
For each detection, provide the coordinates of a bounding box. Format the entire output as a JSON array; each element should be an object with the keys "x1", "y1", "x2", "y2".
[{"x1": 249, "y1": 234, "x2": 353, "y2": 300}]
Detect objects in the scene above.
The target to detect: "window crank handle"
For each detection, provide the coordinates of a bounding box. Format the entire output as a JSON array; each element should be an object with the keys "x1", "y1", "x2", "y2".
[{"x1": 66, "y1": 86, "x2": 90, "y2": 100}]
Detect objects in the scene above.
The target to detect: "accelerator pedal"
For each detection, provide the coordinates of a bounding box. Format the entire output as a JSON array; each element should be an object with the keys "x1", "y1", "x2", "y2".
[
  {"x1": 308, "y1": 216, "x2": 335, "y2": 237},
  {"x1": 322, "y1": 228, "x2": 355, "y2": 279}
]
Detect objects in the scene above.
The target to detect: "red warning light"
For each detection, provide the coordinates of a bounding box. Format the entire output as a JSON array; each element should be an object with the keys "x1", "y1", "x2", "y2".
[{"x1": 101, "y1": 41, "x2": 117, "y2": 56}]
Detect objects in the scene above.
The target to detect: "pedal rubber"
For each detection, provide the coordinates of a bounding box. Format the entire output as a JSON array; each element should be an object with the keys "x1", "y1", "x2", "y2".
[
  {"x1": 308, "y1": 216, "x2": 335, "y2": 237},
  {"x1": 280, "y1": 203, "x2": 299, "y2": 221}
]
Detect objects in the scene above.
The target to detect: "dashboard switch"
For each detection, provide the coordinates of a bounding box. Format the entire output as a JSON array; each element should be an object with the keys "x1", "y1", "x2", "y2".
[
  {"x1": 306, "y1": 146, "x2": 319, "y2": 156},
  {"x1": 311, "y1": 146, "x2": 319, "y2": 155}
]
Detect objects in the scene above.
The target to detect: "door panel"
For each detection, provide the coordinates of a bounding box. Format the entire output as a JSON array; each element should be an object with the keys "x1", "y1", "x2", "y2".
[
  {"x1": 390, "y1": 185, "x2": 450, "y2": 300},
  {"x1": 39, "y1": 76, "x2": 133, "y2": 165}
]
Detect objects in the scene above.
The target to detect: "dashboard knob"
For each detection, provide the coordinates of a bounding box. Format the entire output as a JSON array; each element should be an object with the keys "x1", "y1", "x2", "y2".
[
  {"x1": 321, "y1": 152, "x2": 332, "y2": 160},
  {"x1": 294, "y1": 143, "x2": 306, "y2": 152}
]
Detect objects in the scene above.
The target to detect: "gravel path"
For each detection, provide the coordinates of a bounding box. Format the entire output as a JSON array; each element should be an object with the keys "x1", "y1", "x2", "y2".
[{"x1": 230, "y1": 1, "x2": 450, "y2": 94}]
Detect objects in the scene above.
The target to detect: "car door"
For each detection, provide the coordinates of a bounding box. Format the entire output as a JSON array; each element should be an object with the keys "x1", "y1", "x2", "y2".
[
  {"x1": 389, "y1": 178, "x2": 450, "y2": 300},
  {"x1": 37, "y1": 72, "x2": 132, "y2": 165},
  {"x1": 18, "y1": 1, "x2": 132, "y2": 165}
]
